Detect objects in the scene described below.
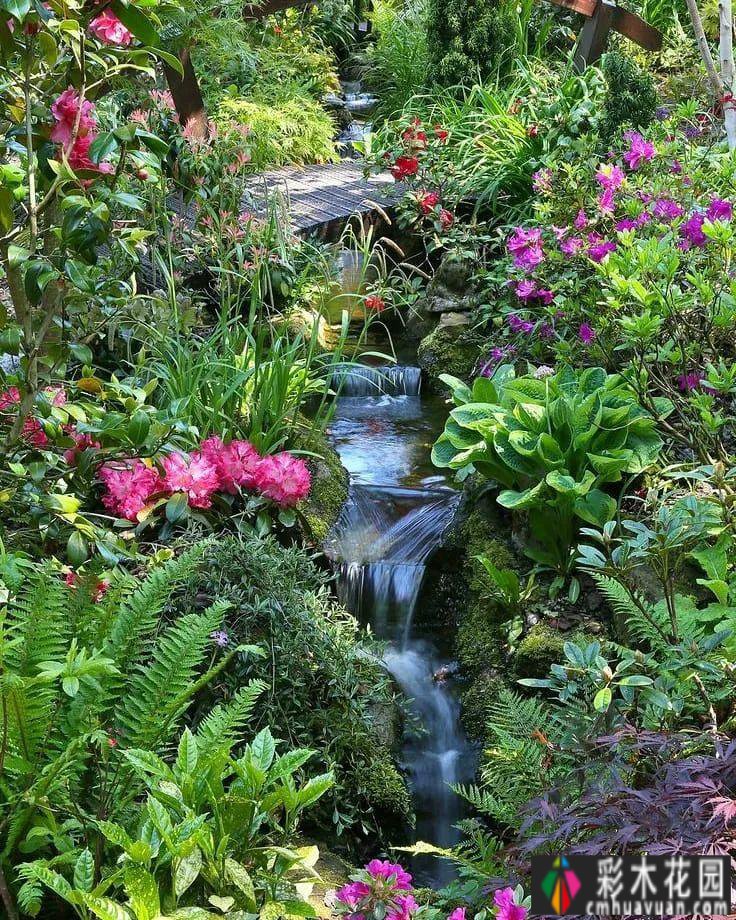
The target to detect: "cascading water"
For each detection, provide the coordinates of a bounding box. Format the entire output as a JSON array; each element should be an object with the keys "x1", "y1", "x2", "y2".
[{"x1": 327, "y1": 364, "x2": 475, "y2": 885}]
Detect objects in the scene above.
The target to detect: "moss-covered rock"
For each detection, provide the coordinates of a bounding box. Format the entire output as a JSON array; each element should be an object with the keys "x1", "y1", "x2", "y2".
[
  {"x1": 460, "y1": 670, "x2": 505, "y2": 740},
  {"x1": 513, "y1": 623, "x2": 600, "y2": 680},
  {"x1": 355, "y1": 752, "x2": 414, "y2": 831},
  {"x1": 293, "y1": 423, "x2": 349, "y2": 543},
  {"x1": 417, "y1": 325, "x2": 483, "y2": 394}
]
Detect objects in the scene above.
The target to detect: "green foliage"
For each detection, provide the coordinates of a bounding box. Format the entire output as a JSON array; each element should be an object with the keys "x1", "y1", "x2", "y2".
[
  {"x1": 433, "y1": 365, "x2": 663, "y2": 585},
  {"x1": 362, "y1": 0, "x2": 431, "y2": 118},
  {"x1": 426, "y1": 0, "x2": 517, "y2": 86},
  {"x1": 599, "y1": 51, "x2": 658, "y2": 143},
  {"x1": 177, "y1": 535, "x2": 411, "y2": 840},
  {"x1": 217, "y1": 90, "x2": 337, "y2": 171}
]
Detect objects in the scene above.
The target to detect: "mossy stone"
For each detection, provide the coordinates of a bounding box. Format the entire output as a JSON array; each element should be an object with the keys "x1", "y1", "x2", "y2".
[
  {"x1": 355, "y1": 752, "x2": 414, "y2": 829},
  {"x1": 292, "y1": 423, "x2": 349, "y2": 543},
  {"x1": 417, "y1": 325, "x2": 483, "y2": 394},
  {"x1": 460, "y1": 671, "x2": 505, "y2": 740},
  {"x1": 514, "y1": 624, "x2": 598, "y2": 680}
]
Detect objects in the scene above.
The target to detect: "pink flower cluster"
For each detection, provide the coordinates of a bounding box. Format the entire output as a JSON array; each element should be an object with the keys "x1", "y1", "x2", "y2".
[
  {"x1": 507, "y1": 227, "x2": 544, "y2": 271},
  {"x1": 98, "y1": 437, "x2": 311, "y2": 522},
  {"x1": 0, "y1": 385, "x2": 66, "y2": 449},
  {"x1": 51, "y1": 88, "x2": 114, "y2": 175},
  {"x1": 335, "y1": 861, "x2": 527, "y2": 920},
  {"x1": 89, "y1": 10, "x2": 132, "y2": 46}
]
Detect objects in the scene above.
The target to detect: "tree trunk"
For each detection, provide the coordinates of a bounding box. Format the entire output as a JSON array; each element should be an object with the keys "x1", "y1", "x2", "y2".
[
  {"x1": 163, "y1": 47, "x2": 208, "y2": 140},
  {"x1": 720, "y1": 0, "x2": 736, "y2": 149},
  {"x1": 685, "y1": 0, "x2": 725, "y2": 98}
]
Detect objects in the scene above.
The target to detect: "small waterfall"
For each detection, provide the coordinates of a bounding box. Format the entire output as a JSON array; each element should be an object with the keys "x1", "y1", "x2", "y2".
[
  {"x1": 328, "y1": 427, "x2": 474, "y2": 884},
  {"x1": 332, "y1": 364, "x2": 422, "y2": 397}
]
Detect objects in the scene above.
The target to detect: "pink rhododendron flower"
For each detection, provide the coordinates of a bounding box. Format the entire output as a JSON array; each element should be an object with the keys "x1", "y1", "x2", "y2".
[
  {"x1": 254, "y1": 452, "x2": 311, "y2": 507},
  {"x1": 622, "y1": 131, "x2": 655, "y2": 170},
  {"x1": 365, "y1": 860, "x2": 412, "y2": 890},
  {"x1": 578, "y1": 322, "x2": 597, "y2": 345},
  {"x1": 21, "y1": 416, "x2": 48, "y2": 448},
  {"x1": 200, "y1": 436, "x2": 261, "y2": 494},
  {"x1": 595, "y1": 163, "x2": 625, "y2": 190},
  {"x1": 99, "y1": 459, "x2": 163, "y2": 521},
  {"x1": 67, "y1": 133, "x2": 115, "y2": 174},
  {"x1": 0, "y1": 386, "x2": 20, "y2": 411},
  {"x1": 386, "y1": 894, "x2": 418, "y2": 920},
  {"x1": 493, "y1": 887, "x2": 528, "y2": 920},
  {"x1": 706, "y1": 198, "x2": 733, "y2": 221},
  {"x1": 162, "y1": 450, "x2": 221, "y2": 509},
  {"x1": 89, "y1": 10, "x2": 132, "y2": 46}
]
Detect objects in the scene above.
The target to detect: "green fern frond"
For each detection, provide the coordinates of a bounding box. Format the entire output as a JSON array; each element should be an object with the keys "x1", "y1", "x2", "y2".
[
  {"x1": 591, "y1": 574, "x2": 642, "y2": 624},
  {"x1": 115, "y1": 600, "x2": 229, "y2": 751},
  {"x1": 196, "y1": 679, "x2": 267, "y2": 763},
  {"x1": 6, "y1": 567, "x2": 69, "y2": 675}
]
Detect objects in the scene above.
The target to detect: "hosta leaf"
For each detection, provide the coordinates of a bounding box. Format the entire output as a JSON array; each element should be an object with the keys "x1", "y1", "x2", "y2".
[
  {"x1": 444, "y1": 418, "x2": 483, "y2": 450},
  {"x1": 450, "y1": 402, "x2": 498, "y2": 430},
  {"x1": 545, "y1": 470, "x2": 576, "y2": 494},
  {"x1": 508, "y1": 429, "x2": 540, "y2": 457},
  {"x1": 438, "y1": 373, "x2": 472, "y2": 405},
  {"x1": 574, "y1": 489, "x2": 617, "y2": 526},
  {"x1": 431, "y1": 435, "x2": 459, "y2": 468},
  {"x1": 497, "y1": 480, "x2": 547, "y2": 510}
]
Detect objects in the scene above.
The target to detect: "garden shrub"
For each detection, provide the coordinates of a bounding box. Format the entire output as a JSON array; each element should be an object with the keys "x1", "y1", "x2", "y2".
[
  {"x1": 175, "y1": 534, "x2": 413, "y2": 841},
  {"x1": 426, "y1": 0, "x2": 517, "y2": 86},
  {"x1": 599, "y1": 51, "x2": 658, "y2": 143},
  {"x1": 217, "y1": 89, "x2": 338, "y2": 170}
]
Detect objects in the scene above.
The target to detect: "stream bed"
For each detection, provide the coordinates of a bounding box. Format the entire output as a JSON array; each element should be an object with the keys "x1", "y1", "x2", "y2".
[{"x1": 326, "y1": 363, "x2": 476, "y2": 886}]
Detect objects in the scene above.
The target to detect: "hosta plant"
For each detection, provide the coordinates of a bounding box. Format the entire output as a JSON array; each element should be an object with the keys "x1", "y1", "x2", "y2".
[{"x1": 432, "y1": 365, "x2": 664, "y2": 594}]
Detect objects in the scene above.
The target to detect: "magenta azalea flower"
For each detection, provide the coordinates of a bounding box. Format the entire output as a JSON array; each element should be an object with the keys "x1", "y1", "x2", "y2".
[
  {"x1": 615, "y1": 218, "x2": 637, "y2": 232},
  {"x1": 336, "y1": 881, "x2": 372, "y2": 910},
  {"x1": 595, "y1": 163, "x2": 625, "y2": 190},
  {"x1": 365, "y1": 861, "x2": 413, "y2": 890},
  {"x1": 574, "y1": 209, "x2": 588, "y2": 230},
  {"x1": 515, "y1": 279, "x2": 538, "y2": 300},
  {"x1": 560, "y1": 236, "x2": 584, "y2": 257},
  {"x1": 578, "y1": 322, "x2": 597, "y2": 345},
  {"x1": 254, "y1": 452, "x2": 311, "y2": 507},
  {"x1": 587, "y1": 238, "x2": 617, "y2": 262},
  {"x1": 622, "y1": 131, "x2": 655, "y2": 170},
  {"x1": 507, "y1": 227, "x2": 544, "y2": 271},
  {"x1": 680, "y1": 212, "x2": 707, "y2": 247},
  {"x1": 447, "y1": 910, "x2": 467, "y2": 920},
  {"x1": 386, "y1": 894, "x2": 418, "y2": 920},
  {"x1": 598, "y1": 187, "x2": 615, "y2": 214},
  {"x1": 653, "y1": 199, "x2": 684, "y2": 221},
  {"x1": 706, "y1": 198, "x2": 733, "y2": 222},
  {"x1": 508, "y1": 313, "x2": 534, "y2": 334},
  {"x1": 493, "y1": 887, "x2": 528, "y2": 920}
]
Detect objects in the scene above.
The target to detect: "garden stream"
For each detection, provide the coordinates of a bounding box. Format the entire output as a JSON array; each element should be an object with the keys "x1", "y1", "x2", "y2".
[{"x1": 326, "y1": 363, "x2": 475, "y2": 886}]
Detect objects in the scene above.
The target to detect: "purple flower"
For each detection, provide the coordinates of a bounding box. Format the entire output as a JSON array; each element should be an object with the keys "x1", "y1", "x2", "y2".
[
  {"x1": 532, "y1": 167, "x2": 553, "y2": 193},
  {"x1": 623, "y1": 131, "x2": 655, "y2": 170},
  {"x1": 552, "y1": 225, "x2": 568, "y2": 241},
  {"x1": 676, "y1": 372, "x2": 717, "y2": 394},
  {"x1": 680, "y1": 212, "x2": 707, "y2": 247},
  {"x1": 684, "y1": 124, "x2": 701, "y2": 140},
  {"x1": 336, "y1": 881, "x2": 371, "y2": 909},
  {"x1": 656, "y1": 106, "x2": 670, "y2": 121},
  {"x1": 598, "y1": 187, "x2": 616, "y2": 214},
  {"x1": 534, "y1": 364, "x2": 555, "y2": 378},
  {"x1": 574, "y1": 209, "x2": 588, "y2": 230},
  {"x1": 515, "y1": 279, "x2": 538, "y2": 300},
  {"x1": 494, "y1": 887, "x2": 528, "y2": 920},
  {"x1": 653, "y1": 199, "x2": 684, "y2": 222},
  {"x1": 508, "y1": 313, "x2": 534, "y2": 334},
  {"x1": 706, "y1": 198, "x2": 733, "y2": 222},
  {"x1": 538, "y1": 322, "x2": 555, "y2": 339},
  {"x1": 671, "y1": 159, "x2": 683, "y2": 174},
  {"x1": 447, "y1": 911, "x2": 466, "y2": 920},
  {"x1": 615, "y1": 218, "x2": 638, "y2": 232},
  {"x1": 635, "y1": 212, "x2": 652, "y2": 228},
  {"x1": 578, "y1": 322, "x2": 596, "y2": 345},
  {"x1": 560, "y1": 236, "x2": 584, "y2": 257},
  {"x1": 210, "y1": 630, "x2": 229, "y2": 647},
  {"x1": 365, "y1": 861, "x2": 412, "y2": 890},
  {"x1": 386, "y1": 895, "x2": 418, "y2": 920},
  {"x1": 507, "y1": 227, "x2": 545, "y2": 271},
  {"x1": 588, "y1": 238, "x2": 617, "y2": 262},
  {"x1": 537, "y1": 288, "x2": 554, "y2": 305},
  {"x1": 595, "y1": 163, "x2": 626, "y2": 190}
]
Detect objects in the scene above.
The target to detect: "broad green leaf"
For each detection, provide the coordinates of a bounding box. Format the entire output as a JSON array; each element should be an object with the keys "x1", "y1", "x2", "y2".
[
  {"x1": 225, "y1": 858, "x2": 256, "y2": 910},
  {"x1": 574, "y1": 489, "x2": 617, "y2": 526},
  {"x1": 176, "y1": 728, "x2": 198, "y2": 776},
  {"x1": 174, "y1": 848, "x2": 203, "y2": 898},
  {"x1": 593, "y1": 686, "x2": 612, "y2": 712}
]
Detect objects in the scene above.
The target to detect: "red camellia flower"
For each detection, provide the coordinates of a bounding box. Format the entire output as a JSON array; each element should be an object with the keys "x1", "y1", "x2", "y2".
[
  {"x1": 365, "y1": 294, "x2": 386, "y2": 312},
  {"x1": 439, "y1": 209, "x2": 454, "y2": 229},
  {"x1": 418, "y1": 191, "x2": 440, "y2": 215},
  {"x1": 391, "y1": 156, "x2": 419, "y2": 181},
  {"x1": 433, "y1": 125, "x2": 449, "y2": 143}
]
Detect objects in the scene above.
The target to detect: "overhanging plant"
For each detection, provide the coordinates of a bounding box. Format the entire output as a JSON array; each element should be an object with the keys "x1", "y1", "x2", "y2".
[{"x1": 432, "y1": 365, "x2": 665, "y2": 596}]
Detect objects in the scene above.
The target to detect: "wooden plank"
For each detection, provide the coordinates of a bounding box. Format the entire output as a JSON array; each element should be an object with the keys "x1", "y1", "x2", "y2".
[
  {"x1": 546, "y1": 0, "x2": 597, "y2": 17},
  {"x1": 574, "y1": 0, "x2": 614, "y2": 69},
  {"x1": 612, "y1": 7, "x2": 663, "y2": 51}
]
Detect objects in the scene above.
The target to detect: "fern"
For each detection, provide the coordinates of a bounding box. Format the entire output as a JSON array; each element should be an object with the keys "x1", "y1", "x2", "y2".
[
  {"x1": 196, "y1": 679, "x2": 267, "y2": 765},
  {"x1": 116, "y1": 600, "x2": 230, "y2": 751}
]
